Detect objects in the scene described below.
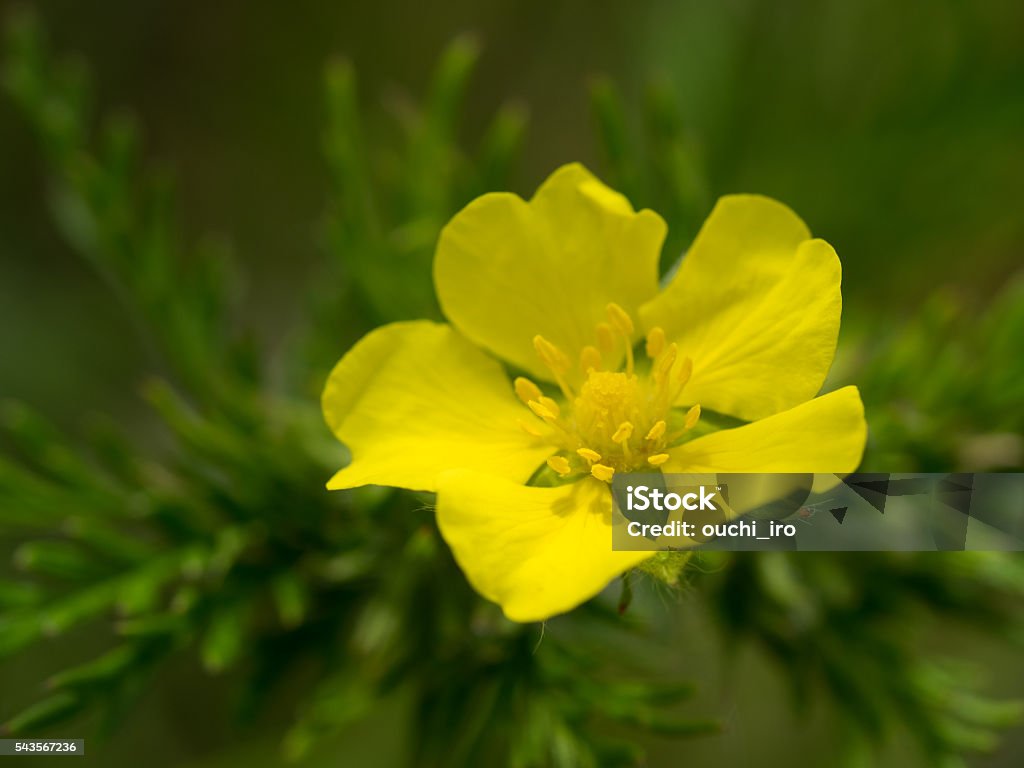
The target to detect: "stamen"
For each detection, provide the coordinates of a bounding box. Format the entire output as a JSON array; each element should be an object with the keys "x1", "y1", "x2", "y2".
[
  {"x1": 606, "y1": 303, "x2": 635, "y2": 375},
  {"x1": 676, "y1": 357, "x2": 693, "y2": 388},
  {"x1": 645, "y1": 420, "x2": 667, "y2": 441},
  {"x1": 655, "y1": 343, "x2": 678, "y2": 383},
  {"x1": 668, "y1": 356, "x2": 694, "y2": 404},
  {"x1": 518, "y1": 418, "x2": 544, "y2": 437},
  {"x1": 576, "y1": 447, "x2": 602, "y2": 463},
  {"x1": 605, "y1": 303, "x2": 635, "y2": 336},
  {"x1": 547, "y1": 456, "x2": 572, "y2": 476},
  {"x1": 590, "y1": 464, "x2": 615, "y2": 483},
  {"x1": 533, "y1": 335, "x2": 570, "y2": 374},
  {"x1": 533, "y1": 334, "x2": 576, "y2": 400},
  {"x1": 645, "y1": 327, "x2": 666, "y2": 358},
  {"x1": 612, "y1": 422, "x2": 634, "y2": 444},
  {"x1": 685, "y1": 404, "x2": 701, "y2": 429},
  {"x1": 528, "y1": 400, "x2": 558, "y2": 423},
  {"x1": 537, "y1": 396, "x2": 561, "y2": 418},
  {"x1": 514, "y1": 376, "x2": 542, "y2": 405},
  {"x1": 580, "y1": 345, "x2": 603, "y2": 373},
  {"x1": 595, "y1": 322, "x2": 615, "y2": 353},
  {"x1": 647, "y1": 453, "x2": 670, "y2": 467}
]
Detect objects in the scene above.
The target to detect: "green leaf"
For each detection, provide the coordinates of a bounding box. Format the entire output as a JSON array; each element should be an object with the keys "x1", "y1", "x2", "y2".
[
  {"x1": 47, "y1": 646, "x2": 138, "y2": 690},
  {"x1": 201, "y1": 602, "x2": 249, "y2": 673},
  {"x1": 2, "y1": 692, "x2": 81, "y2": 736}
]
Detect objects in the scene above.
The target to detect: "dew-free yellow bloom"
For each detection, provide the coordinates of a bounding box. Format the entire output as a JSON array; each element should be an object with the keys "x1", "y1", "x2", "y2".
[{"x1": 322, "y1": 163, "x2": 866, "y2": 622}]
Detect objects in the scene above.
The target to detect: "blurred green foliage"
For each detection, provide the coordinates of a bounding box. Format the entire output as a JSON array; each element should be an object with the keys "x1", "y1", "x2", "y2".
[
  {"x1": 1, "y1": 6, "x2": 1023, "y2": 768},
  {"x1": 312, "y1": 34, "x2": 528, "y2": 361},
  {"x1": 701, "y1": 551, "x2": 1024, "y2": 766},
  {"x1": 849, "y1": 284, "x2": 1024, "y2": 473}
]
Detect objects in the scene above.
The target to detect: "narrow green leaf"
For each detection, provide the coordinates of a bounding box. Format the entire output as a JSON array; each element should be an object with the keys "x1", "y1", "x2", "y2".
[
  {"x1": 476, "y1": 102, "x2": 528, "y2": 192},
  {"x1": 201, "y1": 603, "x2": 248, "y2": 673},
  {"x1": 2, "y1": 692, "x2": 80, "y2": 736},
  {"x1": 589, "y1": 77, "x2": 640, "y2": 200},
  {"x1": 14, "y1": 540, "x2": 101, "y2": 581},
  {"x1": 0, "y1": 580, "x2": 45, "y2": 609},
  {"x1": 47, "y1": 645, "x2": 138, "y2": 690},
  {"x1": 271, "y1": 572, "x2": 309, "y2": 629},
  {"x1": 425, "y1": 34, "x2": 480, "y2": 143}
]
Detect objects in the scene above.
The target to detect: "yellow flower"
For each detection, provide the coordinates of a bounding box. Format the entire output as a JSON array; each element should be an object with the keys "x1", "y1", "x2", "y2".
[{"x1": 321, "y1": 163, "x2": 866, "y2": 622}]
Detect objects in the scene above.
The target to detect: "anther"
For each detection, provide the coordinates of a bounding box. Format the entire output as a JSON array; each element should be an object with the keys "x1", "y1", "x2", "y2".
[
  {"x1": 685, "y1": 404, "x2": 701, "y2": 429},
  {"x1": 612, "y1": 421, "x2": 634, "y2": 444},
  {"x1": 667, "y1": 357, "x2": 695, "y2": 404},
  {"x1": 537, "y1": 396, "x2": 561, "y2": 418},
  {"x1": 606, "y1": 303, "x2": 635, "y2": 336},
  {"x1": 595, "y1": 323, "x2": 615, "y2": 353},
  {"x1": 655, "y1": 343, "x2": 679, "y2": 381},
  {"x1": 590, "y1": 464, "x2": 615, "y2": 483},
  {"x1": 576, "y1": 447, "x2": 602, "y2": 463},
  {"x1": 514, "y1": 376, "x2": 542, "y2": 405},
  {"x1": 533, "y1": 334, "x2": 577, "y2": 400},
  {"x1": 645, "y1": 327, "x2": 666, "y2": 358},
  {"x1": 606, "y1": 304, "x2": 636, "y2": 374},
  {"x1": 645, "y1": 420, "x2": 667, "y2": 441},
  {"x1": 547, "y1": 456, "x2": 572, "y2": 476},
  {"x1": 647, "y1": 453, "x2": 670, "y2": 467},
  {"x1": 676, "y1": 357, "x2": 693, "y2": 387},
  {"x1": 518, "y1": 418, "x2": 544, "y2": 437},
  {"x1": 533, "y1": 335, "x2": 570, "y2": 374},
  {"x1": 580, "y1": 345, "x2": 603, "y2": 373},
  {"x1": 528, "y1": 400, "x2": 558, "y2": 422}
]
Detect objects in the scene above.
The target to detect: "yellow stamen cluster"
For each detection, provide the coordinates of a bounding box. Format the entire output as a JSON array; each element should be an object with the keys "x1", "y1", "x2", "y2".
[{"x1": 517, "y1": 303, "x2": 702, "y2": 484}]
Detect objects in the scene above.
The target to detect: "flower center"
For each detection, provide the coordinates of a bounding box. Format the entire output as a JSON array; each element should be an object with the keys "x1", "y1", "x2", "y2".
[{"x1": 515, "y1": 303, "x2": 701, "y2": 483}]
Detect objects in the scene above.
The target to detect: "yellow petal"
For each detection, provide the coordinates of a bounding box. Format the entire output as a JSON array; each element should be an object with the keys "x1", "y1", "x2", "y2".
[
  {"x1": 321, "y1": 321, "x2": 553, "y2": 492},
  {"x1": 663, "y1": 386, "x2": 866, "y2": 474},
  {"x1": 434, "y1": 163, "x2": 666, "y2": 381},
  {"x1": 436, "y1": 471, "x2": 650, "y2": 622},
  {"x1": 640, "y1": 195, "x2": 841, "y2": 420}
]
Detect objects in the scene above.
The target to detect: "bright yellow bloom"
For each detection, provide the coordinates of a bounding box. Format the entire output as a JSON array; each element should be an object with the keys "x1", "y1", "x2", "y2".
[{"x1": 322, "y1": 163, "x2": 866, "y2": 622}]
